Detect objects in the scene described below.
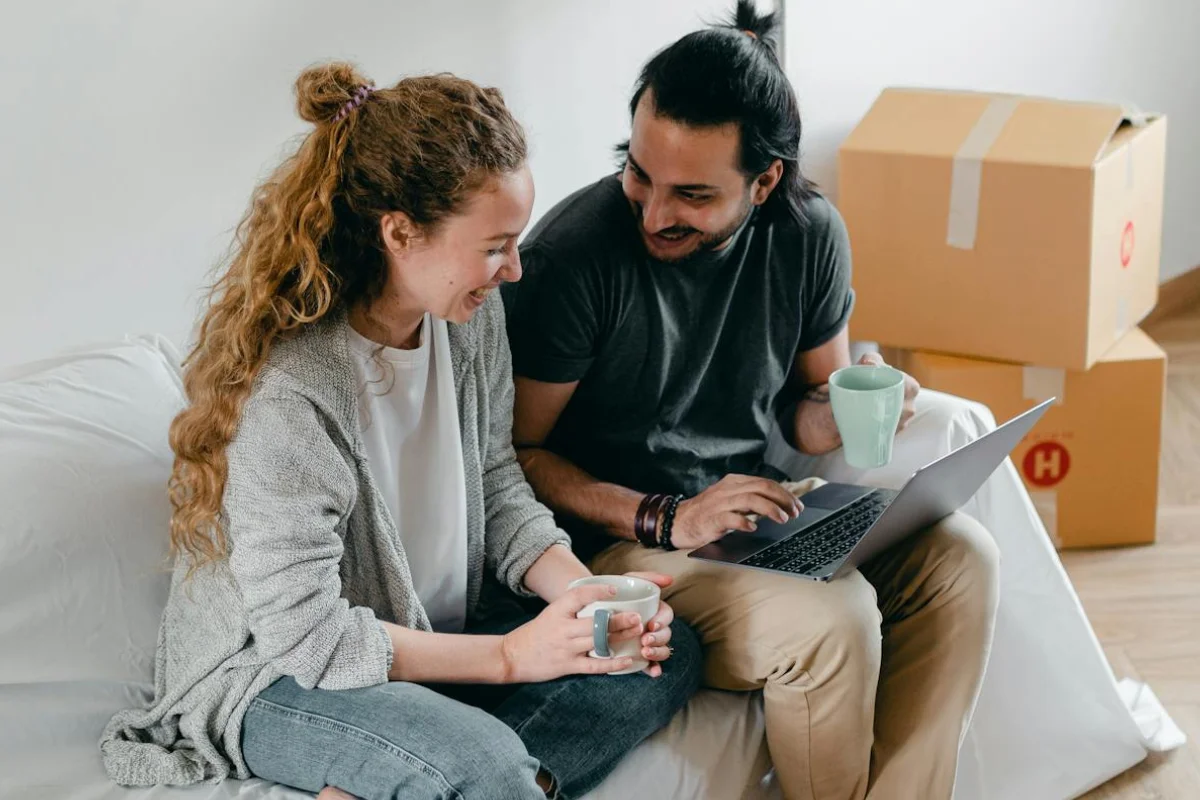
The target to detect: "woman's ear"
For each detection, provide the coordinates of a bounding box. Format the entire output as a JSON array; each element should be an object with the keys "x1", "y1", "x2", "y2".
[{"x1": 379, "y1": 212, "x2": 418, "y2": 257}]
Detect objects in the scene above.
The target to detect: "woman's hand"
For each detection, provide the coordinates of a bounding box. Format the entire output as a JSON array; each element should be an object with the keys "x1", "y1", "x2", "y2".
[
  {"x1": 499, "y1": 583, "x2": 644, "y2": 683},
  {"x1": 623, "y1": 571, "x2": 678, "y2": 678}
]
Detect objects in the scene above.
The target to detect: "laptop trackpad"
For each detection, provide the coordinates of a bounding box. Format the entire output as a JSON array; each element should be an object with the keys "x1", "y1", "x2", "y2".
[
  {"x1": 802, "y1": 482, "x2": 877, "y2": 510},
  {"x1": 691, "y1": 505, "x2": 834, "y2": 563}
]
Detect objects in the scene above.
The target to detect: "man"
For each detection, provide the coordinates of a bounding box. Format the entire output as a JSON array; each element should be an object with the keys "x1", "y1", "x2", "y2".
[{"x1": 502, "y1": 3, "x2": 1000, "y2": 798}]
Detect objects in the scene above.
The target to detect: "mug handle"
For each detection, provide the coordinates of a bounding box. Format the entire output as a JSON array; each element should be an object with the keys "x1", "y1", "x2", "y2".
[{"x1": 592, "y1": 608, "x2": 612, "y2": 658}]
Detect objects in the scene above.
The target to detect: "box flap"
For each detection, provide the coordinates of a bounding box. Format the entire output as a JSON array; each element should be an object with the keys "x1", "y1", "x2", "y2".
[
  {"x1": 1098, "y1": 113, "x2": 1164, "y2": 161},
  {"x1": 840, "y1": 88, "x2": 996, "y2": 159},
  {"x1": 987, "y1": 98, "x2": 1128, "y2": 167},
  {"x1": 842, "y1": 87, "x2": 1141, "y2": 168},
  {"x1": 1098, "y1": 328, "x2": 1166, "y2": 364}
]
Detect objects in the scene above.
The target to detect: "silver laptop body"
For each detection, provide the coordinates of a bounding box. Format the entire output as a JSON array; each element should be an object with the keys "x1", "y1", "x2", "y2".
[{"x1": 688, "y1": 399, "x2": 1053, "y2": 581}]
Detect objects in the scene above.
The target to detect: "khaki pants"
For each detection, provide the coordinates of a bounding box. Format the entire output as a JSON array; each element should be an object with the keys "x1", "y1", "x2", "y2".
[{"x1": 591, "y1": 478, "x2": 1001, "y2": 800}]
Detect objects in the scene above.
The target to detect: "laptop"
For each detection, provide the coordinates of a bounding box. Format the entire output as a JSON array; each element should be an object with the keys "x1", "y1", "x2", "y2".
[{"x1": 689, "y1": 398, "x2": 1054, "y2": 581}]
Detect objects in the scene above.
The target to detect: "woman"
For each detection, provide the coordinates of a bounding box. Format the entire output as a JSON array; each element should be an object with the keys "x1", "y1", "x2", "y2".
[{"x1": 100, "y1": 63, "x2": 702, "y2": 800}]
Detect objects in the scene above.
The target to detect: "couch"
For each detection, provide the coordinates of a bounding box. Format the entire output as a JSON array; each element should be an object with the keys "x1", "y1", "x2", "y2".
[{"x1": 0, "y1": 335, "x2": 1179, "y2": 799}]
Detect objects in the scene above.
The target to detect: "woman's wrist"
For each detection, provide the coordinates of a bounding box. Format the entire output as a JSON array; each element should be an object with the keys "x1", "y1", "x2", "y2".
[{"x1": 522, "y1": 543, "x2": 591, "y2": 602}]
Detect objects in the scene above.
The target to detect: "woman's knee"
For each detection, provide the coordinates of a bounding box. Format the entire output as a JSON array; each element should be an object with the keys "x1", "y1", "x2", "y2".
[
  {"x1": 658, "y1": 618, "x2": 704, "y2": 701},
  {"x1": 598, "y1": 619, "x2": 703, "y2": 731},
  {"x1": 244, "y1": 679, "x2": 543, "y2": 800},
  {"x1": 440, "y1": 706, "x2": 542, "y2": 799},
  {"x1": 376, "y1": 720, "x2": 540, "y2": 800}
]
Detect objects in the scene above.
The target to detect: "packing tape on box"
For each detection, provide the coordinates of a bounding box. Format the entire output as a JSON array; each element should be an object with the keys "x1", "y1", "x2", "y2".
[
  {"x1": 1028, "y1": 490, "x2": 1061, "y2": 547},
  {"x1": 1125, "y1": 140, "x2": 1135, "y2": 191},
  {"x1": 946, "y1": 96, "x2": 1020, "y2": 250},
  {"x1": 1023, "y1": 366, "x2": 1066, "y2": 405},
  {"x1": 1023, "y1": 368, "x2": 1064, "y2": 544},
  {"x1": 1116, "y1": 296, "x2": 1131, "y2": 339}
]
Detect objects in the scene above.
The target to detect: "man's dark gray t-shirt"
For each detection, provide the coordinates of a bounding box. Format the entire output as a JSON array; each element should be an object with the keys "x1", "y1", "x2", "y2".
[{"x1": 503, "y1": 174, "x2": 854, "y2": 547}]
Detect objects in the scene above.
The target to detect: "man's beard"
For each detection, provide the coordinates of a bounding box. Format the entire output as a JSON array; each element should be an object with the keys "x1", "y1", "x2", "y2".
[{"x1": 635, "y1": 193, "x2": 754, "y2": 264}]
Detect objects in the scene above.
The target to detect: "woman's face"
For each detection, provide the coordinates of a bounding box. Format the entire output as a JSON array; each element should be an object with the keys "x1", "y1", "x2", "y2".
[{"x1": 382, "y1": 165, "x2": 534, "y2": 325}]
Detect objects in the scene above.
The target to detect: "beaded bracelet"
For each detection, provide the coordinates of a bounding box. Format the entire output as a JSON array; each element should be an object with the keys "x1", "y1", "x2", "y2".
[
  {"x1": 636, "y1": 492, "x2": 686, "y2": 549},
  {"x1": 658, "y1": 494, "x2": 684, "y2": 551}
]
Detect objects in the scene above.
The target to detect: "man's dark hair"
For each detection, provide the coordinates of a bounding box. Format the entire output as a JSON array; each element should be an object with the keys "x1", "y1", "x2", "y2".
[{"x1": 618, "y1": 0, "x2": 816, "y2": 222}]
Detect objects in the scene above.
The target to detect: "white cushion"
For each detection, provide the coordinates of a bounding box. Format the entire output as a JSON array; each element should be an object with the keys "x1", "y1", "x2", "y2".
[
  {"x1": 0, "y1": 335, "x2": 779, "y2": 799},
  {"x1": 0, "y1": 335, "x2": 184, "y2": 685}
]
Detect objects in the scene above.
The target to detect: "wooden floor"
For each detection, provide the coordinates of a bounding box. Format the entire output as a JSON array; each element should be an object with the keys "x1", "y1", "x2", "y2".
[{"x1": 1064, "y1": 297, "x2": 1200, "y2": 798}]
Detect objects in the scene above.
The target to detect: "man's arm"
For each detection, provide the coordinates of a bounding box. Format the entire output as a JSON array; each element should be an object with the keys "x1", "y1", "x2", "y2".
[
  {"x1": 788, "y1": 327, "x2": 853, "y2": 455},
  {"x1": 512, "y1": 377, "x2": 801, "y2": 550},
  {"x1": 784, "y1": 198, "x2": 919, "y2": 455},
  {"x1": 512, "y1": 377, "x2": 645, "y2": 542}
]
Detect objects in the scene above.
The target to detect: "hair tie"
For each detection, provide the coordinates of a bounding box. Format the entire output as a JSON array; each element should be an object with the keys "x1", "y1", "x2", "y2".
[
  {"x1": 333, "y1": 84, "x2": 375, "y2": 123},
  {"x1": 742, "y1": 29, "x2": 758, "y2": 40}
]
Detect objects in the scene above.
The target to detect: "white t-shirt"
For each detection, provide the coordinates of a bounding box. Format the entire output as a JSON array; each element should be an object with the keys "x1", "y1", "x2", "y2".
[{"x1": 348, "y1": 314, "x2": 468, "y2": 633}]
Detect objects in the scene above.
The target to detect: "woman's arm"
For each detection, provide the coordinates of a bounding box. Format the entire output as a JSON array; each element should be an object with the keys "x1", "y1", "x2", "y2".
[
  {"x1": 477, "y1": 294, "x2": 574, "y2": 594},
  {"x1": 385, "y1": 582, "x2": 643, "y2": 684},
  {"x1": 383, "y1": 624, "x2": 507, "y2": 683},
  {"x1": 378, "y1": 546, "x2": 592, "y2": 684}
]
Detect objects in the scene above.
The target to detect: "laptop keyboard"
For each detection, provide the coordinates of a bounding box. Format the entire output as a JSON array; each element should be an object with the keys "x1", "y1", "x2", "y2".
[{"x1": 740, "y1": 491, "x2": 893, "y2": 576}]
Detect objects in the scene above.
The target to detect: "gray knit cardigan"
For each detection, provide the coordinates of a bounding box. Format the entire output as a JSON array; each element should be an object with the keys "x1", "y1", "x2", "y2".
[{"x1": 100, "y1": 293, "x2": 571, "y2": 786}]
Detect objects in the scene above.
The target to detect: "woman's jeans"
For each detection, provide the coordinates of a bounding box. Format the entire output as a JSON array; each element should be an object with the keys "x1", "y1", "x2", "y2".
[{"x1": 241, "y1": 611, "x2": 703, "y2": 800}]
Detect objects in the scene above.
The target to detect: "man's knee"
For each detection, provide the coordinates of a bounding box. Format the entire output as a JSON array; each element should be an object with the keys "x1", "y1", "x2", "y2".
[
  {"x1": 925, "y1": 512, "x2": 1001, "y2": 612},
  {"x1": 735, "y1": 572, "x2": 883, "y2": 687},
  {"x1": 796, "y1": 572, "x2": 883, "y2": 679}
]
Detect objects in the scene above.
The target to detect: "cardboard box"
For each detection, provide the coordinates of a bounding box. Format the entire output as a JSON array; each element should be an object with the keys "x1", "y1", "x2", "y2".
[
  {"x1": 887, "y1": 328, "x2": 1166, "y2": 548},
  {"x1": 840, "y1": 87, "x2": 1167, "y2": 370}
]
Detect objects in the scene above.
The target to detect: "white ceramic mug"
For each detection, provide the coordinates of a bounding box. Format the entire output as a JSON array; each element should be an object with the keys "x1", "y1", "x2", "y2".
[{"x1": 568, "y1": 575, "x2": 660, "y2": 675}]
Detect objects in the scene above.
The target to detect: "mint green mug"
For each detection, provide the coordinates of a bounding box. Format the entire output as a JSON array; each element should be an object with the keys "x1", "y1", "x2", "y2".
[{"x1": 829, "y1": 365, "x2": 905, "y2": 469}]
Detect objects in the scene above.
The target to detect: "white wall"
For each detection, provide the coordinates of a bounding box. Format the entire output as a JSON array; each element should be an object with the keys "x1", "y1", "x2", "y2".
[
  {"x1": 0, "y1": 0, "x2": 731, "y2": 368},
  {"x1": 786, "y1": 0, "x2": 1200, "y2": 285},
  {"x1": 17, "y1": 0, "x2": 1187, "y2": 370}
]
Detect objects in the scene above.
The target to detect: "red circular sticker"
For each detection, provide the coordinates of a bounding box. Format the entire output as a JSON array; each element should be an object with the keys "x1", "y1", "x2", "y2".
[
  {"x1": 1120, "y1": 221, "x2": 1135, "y2": 267},
  {"x1": 1023, "y1": 442, "x2": 1071, "y2": 488}
]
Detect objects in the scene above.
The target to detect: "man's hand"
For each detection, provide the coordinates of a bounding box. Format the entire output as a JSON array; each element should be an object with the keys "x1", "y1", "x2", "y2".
[
  {"x1": 671, "y1": 475, "x2": 802, "y2": 550},
  {"x1": 794, "y1": 353, "x2": 921, "y2": 454},
  {"x1": 856, "y1": 352, "x2": 920, "y2": 430}
]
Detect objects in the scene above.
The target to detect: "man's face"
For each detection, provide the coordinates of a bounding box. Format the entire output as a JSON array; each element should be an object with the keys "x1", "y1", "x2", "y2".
[{"x1": 621, "y1": 91, "x2": 762, "y2": 262}]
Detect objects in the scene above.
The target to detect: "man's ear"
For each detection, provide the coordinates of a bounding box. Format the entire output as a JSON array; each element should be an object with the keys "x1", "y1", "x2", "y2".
[
  {"x1": 750, "y1": 158, "x2": 785, "y2": 206},
  {"x1": 379, "y1": 212, "x2": 419, "y2": 257}
]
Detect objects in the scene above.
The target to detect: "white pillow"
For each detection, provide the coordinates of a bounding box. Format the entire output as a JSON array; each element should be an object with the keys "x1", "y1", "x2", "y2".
[{"x1": 0, "y1": 335, "x2": 185, "y2": 685}]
